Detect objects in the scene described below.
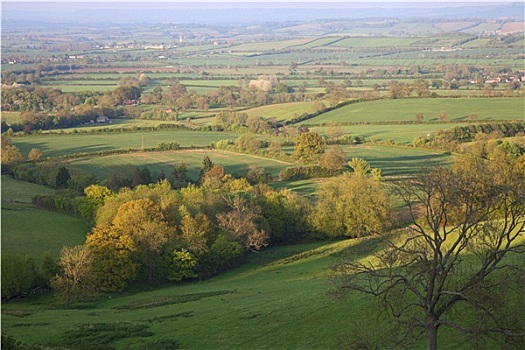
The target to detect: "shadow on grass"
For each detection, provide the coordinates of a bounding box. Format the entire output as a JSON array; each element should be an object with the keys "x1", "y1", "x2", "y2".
[{"x1": 114, "y1": 290, "x2": 235, "y2": 310}]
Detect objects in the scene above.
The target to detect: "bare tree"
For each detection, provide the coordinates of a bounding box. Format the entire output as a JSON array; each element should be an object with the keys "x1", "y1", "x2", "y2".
[
  {"x1": 51, "y1": 245, "x2": 95, "y2": 308},
  {"x1": 333, "y1": 156, "x2": 525, "y2": 350},
  {"x1": 217, "y1": 193, "x2": 269, "y2": 251}
]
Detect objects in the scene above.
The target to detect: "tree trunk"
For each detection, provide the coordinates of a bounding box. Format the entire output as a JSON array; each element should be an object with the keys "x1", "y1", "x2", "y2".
[{"x1": 426, "y1": 317, "x2": 438, "y2": 350}]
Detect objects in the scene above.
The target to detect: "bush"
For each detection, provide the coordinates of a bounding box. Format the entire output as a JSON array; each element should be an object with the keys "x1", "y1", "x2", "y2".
[
  {"x1": 209, "y1": 235, "x2": 243, "y2": 273},
  {"x1": 1, "y1": 255, "x2": 38, "y2": 299},
  {"x1": 279, "y1": 166, "x2": 339, "y2": 181},
  {"x1": 154, "y1": 142, "x2": 180, "y2": 151}
]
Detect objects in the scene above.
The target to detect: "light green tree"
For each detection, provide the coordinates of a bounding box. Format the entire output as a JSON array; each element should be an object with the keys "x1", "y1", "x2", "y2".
[
  {"x1": 312, "y1": 172, "x2": 391, "y2": 238},
  {"x1": 292, "y1": 131, "x2": 326, "y2": 163},
  {"x1": 85, "y1": 226, "x2": 137, "y2": 292},
  {"x1": 348, "y1": 157, "x2": 371, "y2": 177}
]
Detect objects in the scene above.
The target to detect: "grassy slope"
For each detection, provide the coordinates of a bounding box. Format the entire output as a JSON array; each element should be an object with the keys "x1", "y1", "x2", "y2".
[
  {"x1": 307, "y1": 98, "x2": 525, "y2": 124},
  {"x1": 1, "y1": 237, "x2": 494, "y2": 350},
  {"x1": 272, "y1": 145, "x2": 454, "y2": 196},
  {"x1": 313, "y1": 123, "x2": 459, "y2": 144},
  {"x1": 1, "y1": 176, "x2": 89, "y2": 259},
  {"x1": 242, "y1": 101, "x2": 318, "y2": 122},
  {"x1": 67, "y1": 149, "x2": 294, "y2": 181},
  {"x1": 11, "y1": 130, "x2": 240, "y2": 158}
]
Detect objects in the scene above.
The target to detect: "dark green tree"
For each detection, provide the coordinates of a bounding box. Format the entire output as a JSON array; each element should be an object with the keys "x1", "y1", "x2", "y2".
[
  {"x1": 199, "y1": 156, "x2": 214, "y2": 182},
  {"x1": 55, "y1": 166, "x2": 71, "y2": 189}
]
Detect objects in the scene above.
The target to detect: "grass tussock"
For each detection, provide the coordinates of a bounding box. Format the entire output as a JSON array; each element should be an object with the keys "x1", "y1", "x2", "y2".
[
  {"x1": 62, "y1": 322, "x2": 153, "y2": 350},
  {"x1": 114, "y1": 290, "x2": 235, "y2": 310}
]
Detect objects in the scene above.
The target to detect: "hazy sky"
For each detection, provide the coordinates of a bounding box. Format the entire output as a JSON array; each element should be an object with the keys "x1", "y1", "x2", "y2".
[
  {"x1": 3, "y1": 1, "x2": 521, "y2": 23},
  {"x1": 3, "y1": 0, "x2": 519, "y2": 4}
]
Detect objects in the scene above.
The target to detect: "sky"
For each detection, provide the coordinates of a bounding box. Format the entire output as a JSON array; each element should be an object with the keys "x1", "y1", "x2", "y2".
[
  {"x1": 2, "y1": 0, "x2": 520, "y2": 4},
  {"x1": 2, "y1": 1, "x2": 521, "y2": 24}
]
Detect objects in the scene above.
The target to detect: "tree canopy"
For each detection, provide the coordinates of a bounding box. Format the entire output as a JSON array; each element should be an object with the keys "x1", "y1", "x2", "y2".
[{"x1": 333, "y1": 155, "x2": 525, "y2": 349}]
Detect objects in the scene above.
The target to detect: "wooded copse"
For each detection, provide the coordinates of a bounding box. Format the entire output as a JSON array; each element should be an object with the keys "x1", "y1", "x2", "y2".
[{"x1": 2, "y1": 154, "x2": 393, "y2": 300}]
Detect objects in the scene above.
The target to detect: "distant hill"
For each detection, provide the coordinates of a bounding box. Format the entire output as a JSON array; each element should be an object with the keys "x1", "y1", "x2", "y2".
[{"x1": 2, "y1": 2, "x2": 524, "y2": 27}]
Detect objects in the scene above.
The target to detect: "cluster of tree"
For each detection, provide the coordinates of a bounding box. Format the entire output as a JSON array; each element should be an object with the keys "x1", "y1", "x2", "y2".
[
  {"x1": 139, "y1": 78, "x2": 318, "y2": 113},
  {"x1": 387, "y1": 79, "x2": 435, "y2": 99},
  {"x1": 467, "y1": 132, "x2": 525, "y2": 161},
  {"x1": 213, "y1": 111, "x2": 269, "y2": 133},
  {"x1": 1, "y1": 253, "x2": 59, "y2": 300},
  {"x1": 6, "y1": 153, "x2": 393, "y2": 305},
  {"x1": 50, "y1": 175, "x2": 313, "y2": 305},
  {"x1": 412, "y1": 121, "x2": 525, "y2": 153}
]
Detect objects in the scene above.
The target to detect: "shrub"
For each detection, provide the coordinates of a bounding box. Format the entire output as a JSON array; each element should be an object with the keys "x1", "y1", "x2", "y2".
[
  {"x1": 209, "y1": 235, "x2": 243, "y2": 273},
  {"x1": 279, "y1": 166, "x2": 339, "y2": 181},
  {"x1": 1, "y1": 255, "x2": 38, "y2": 299}
]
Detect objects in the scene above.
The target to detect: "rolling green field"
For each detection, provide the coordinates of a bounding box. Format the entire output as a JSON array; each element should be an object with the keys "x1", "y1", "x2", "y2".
[
  {"x1": 59, "y1": 144, "x2": 452, "y2": 185},
  {"x1": 67, "y1": 149, "x2": 294, "y2": 181},
  {"x1": 242, "y1": 101, "x2": 321, "y2": 121},
  {"x1": 314, "y1": 123, "x2": 459, "y2": 144},
  {"x1": 229, "y1": 38, "x2": 313, "y2": 52},
  {"x1": 10, "y1": 130, "x2": 240, "y2": 158},
  {"x1": 339, "y1": 145, "x2": 453, "y2": 177},
  {"x1": 1, "y1": 175, "x2": 54, "y2": 203},
  {"x1": 273, "y1": 145, "x2": 454, "y2": 196},
  {"x1": 2, "y1": 11, "x2": 524, "y2": 350},
  {"x1": 1, "y1": 176, "x2": 89, "y2": 259},
  {"x1": 307, "y1": 98, "x2": 525, "y2": 124},
  {"x1": 1, "y1": 236, "x2": 500, "y2": 350}
]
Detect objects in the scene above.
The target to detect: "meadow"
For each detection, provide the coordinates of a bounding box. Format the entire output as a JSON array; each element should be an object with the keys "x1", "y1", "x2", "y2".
[
  {"x1": 1, "y1": 176, "x2": 89, "y2": 260},
  {"x1": 306, "y1": 98, "x2": 525, "y2": 124},
  {"x1": 242, "y1": 101, "x2": 321, "y2": 122},
  {"x1": 10, "y1": 130, "x2": 240, "y2": 158},
  {"x1": 67, "y1": 149, "x2": 294, "y2": 181},
  {"x1": 314, "y1": 123, "x2": 459, "y2": 144},
  {"x1": 1, "y1": 235, "x2": 503, "y2": 350}
]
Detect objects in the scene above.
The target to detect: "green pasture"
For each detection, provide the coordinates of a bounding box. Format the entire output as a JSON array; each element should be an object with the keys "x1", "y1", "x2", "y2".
[
  {"x1": 329, "y1": 37, "x2": 423, "y2": 48},
  {"x1": 58, "y1": 116, "x2": 212, "y2": 131},
  {"x1": 339, "y1": 22, "x2": 439, "y2": 36},
  {"x1": 292, "y1": 36, "x2": 342, "y2": 49},
  {"x1": 179, "y1": 79, "x2": 239, "y2": 88},
  {"x1": 339, "y1": 145, "x2": 453, "y2": 177},
  {"x1": 55, "y1": 85, "x2": 118, "y2": 92},
  {"x1": 1, "y1": 176, "x2": 89, "y2": 259},
  {"x1": 274, "y1": 145, "x2": 453, "y2": 196},
  {"x1": 1, "y1": 175, "x2": 54, "y2": 203},
  {"x1": 1, "y1": 111, "x2": 21, "y2": 124},
  {"x1": 277, "y1": 145, "x2": 453, "y2": 195},
  {"x1": 1, "y1": 234, "x2": 503, "y2": 350},
  {"x1": 229, "y1": 38, "x2": 313, "y2": 52},
  {"x1": 242, "y1": 101, "x2": 320, "y2": 122},
  {"x1": 314, "y1": 123, "x2": 458, "y2": 144},
  {"x1": 306, "y1": 98, "x2": 525, "y2": 124},
  {"x1": 66, "y1": 149, "x2": 293, "y2": 181},
  {"x1": 11, "y1": 130, "x2": 240, "y2": 158}
]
